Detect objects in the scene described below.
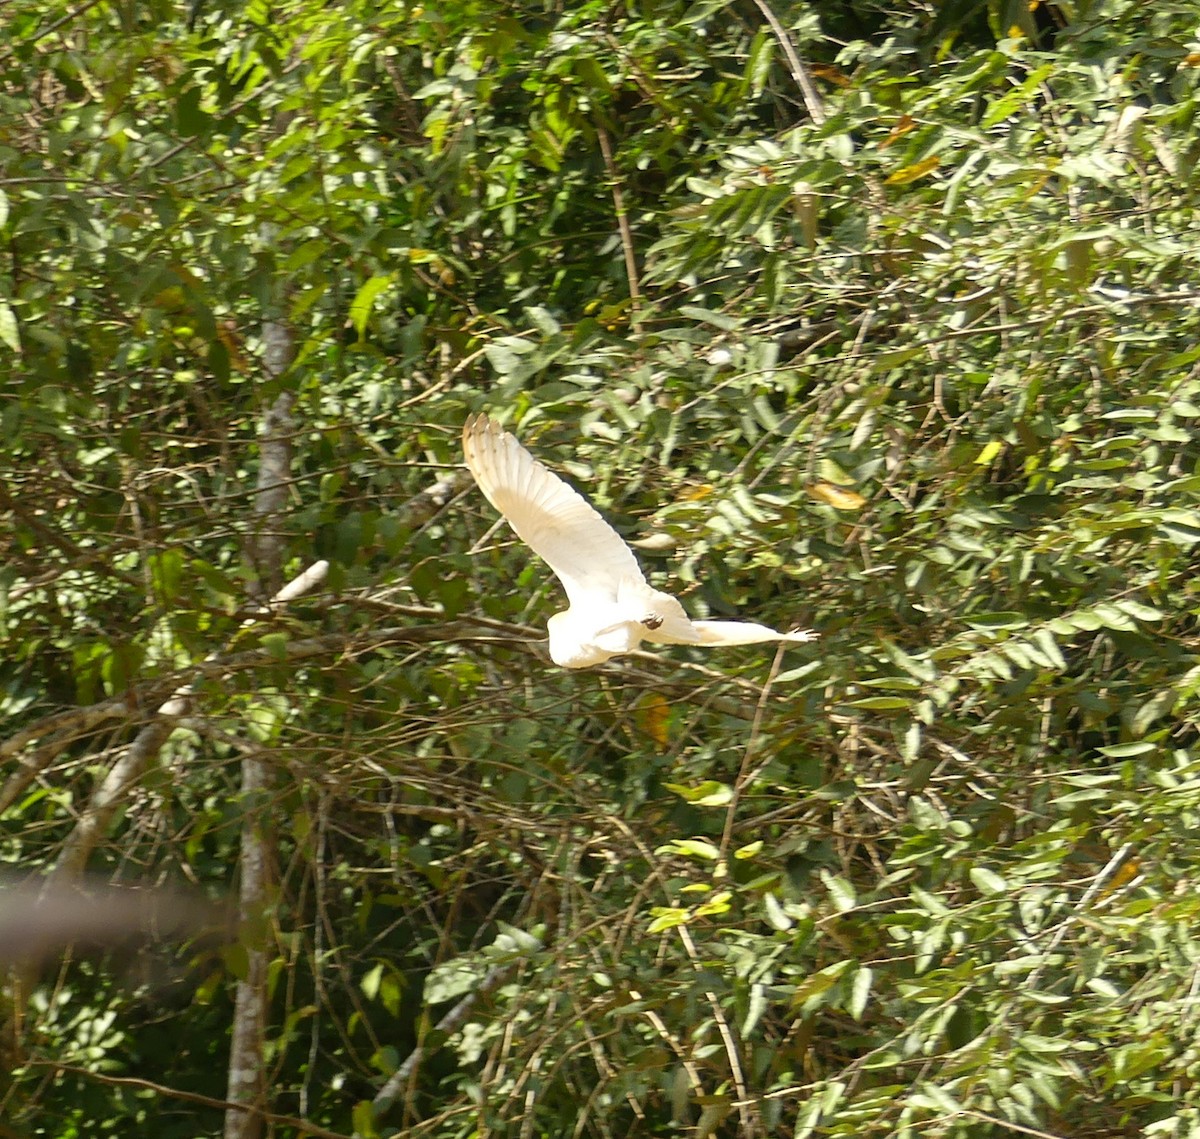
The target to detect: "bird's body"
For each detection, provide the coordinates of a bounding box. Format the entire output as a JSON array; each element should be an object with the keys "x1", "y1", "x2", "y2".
[{"x1": 462, "y1": 413, "x2": 814, "y2": 668}]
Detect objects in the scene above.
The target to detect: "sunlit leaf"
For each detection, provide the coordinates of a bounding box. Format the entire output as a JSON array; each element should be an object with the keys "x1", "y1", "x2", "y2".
[
  {"x1": 763, "y1": 892, "x2": 792, "y2": 931},
  {"x1": 807, "y1": 481, "x2": 867, "y2": 510},
  {"x1": 647, "y1": 907, "x2": 690, "y2": 934},
  {"x1": 664, "y1": 781, "x2": 733, "y2": 806},
  {"x1": 348, "y1": 274, "x2": 395, "y2": 337},
  {"x1": 0, "y1": 301, "x2": 19, "y2": 353},
  {"x1": 970, "y1": 867, "x2": 1008, "y2": 895},
  {"x1": 659, "y1": 838, "x2": 721, "y2": 861},
  {"x1": 878, "y1": 115, "x2": 916, "y2": 150},
  {"x1": 821, "y1": 870, "x2": 857, "y2": 913},
  {"x1": 848, "y1": 967, "x2": 872, "y2": 1021},
  {"x1": 885, "y1": 154, "x2": 941, "y2": 185}
]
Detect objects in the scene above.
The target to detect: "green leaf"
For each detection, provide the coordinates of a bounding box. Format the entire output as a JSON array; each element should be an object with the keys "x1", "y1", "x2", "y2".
[
  {"x1": 149, "y1": 548, "x2": 185, "y2": 602},
  {"x1": 775, "y1": 661, "x2": 823, "y2": 683},
  {"x1": 910, "y1": 1084, "x2": 961, "y2": 1113},
  {"x1": 846, "y1": 695, "x2": 912, "y2": 711},
  {"x1": 484, "y1": 337, "x2": 535, "y2": 375},
  {"x1": 969, "y1": 867, "x2": 1008, "y2": 896},
  {"x1": 741, "y1": 981, "x2": 768, "y2": 1036},
  {"x1": 664, "y1": 780, "x2": 733, "y2": 806},
  {"x1": 1113, "y1": 598, "x2": 1165, "y2": 622},
  {"x1": 647, "y1": 907, "x2": 690, "y2": 933},
  {"x1": 361, "y1": 962, "x2": 383, "y2": 999},
  {"x1": 260, "y1": 632, "x2": 290, "y2": 661},
  {"x1": 175, "y1": 85, "x2": 211, "y2": 136},
  {"x1": 820, "y1": 870, "x2": 857, "y2": 913},
  {"x1": 1029, "y1": 628, "x2": 1066, "y2": 669},
  {"x1": 659, "y1": 838, "x2": 721, "y2": 861},
  {"x1": 680, "y1": 304, "x2": 741, "y2": 331},
  {"x1": 1132, "y1": 689, "x2": 1176, "y2": 736},
  {"x1": 849, "y1": 967, "x2": 872, "y2": 1021},
  {"x1": 981, "y1": 63, "x2": 1056, "y2": 127},
  {"x1": 1095, "y1": 741, "x2": 1155, "y2": 758},
  {"x1": 763, "y1": 892, "x2": 792, "y2": 931},
  {"x1": 791, "y1": 960, "x2": 854, "y2": 1014},
  {"x1": 348, "y1": 274, "x2": 395, "y2": 337},
  {"x1": 0, "y1": 301, "x2": 19, "y2": 353},
  {"x1": 744, "y1": 28, "x2": 773, "y2": 97},
  {"x1": 693, "y1": 890, "x2": 732, "y2": 917}
]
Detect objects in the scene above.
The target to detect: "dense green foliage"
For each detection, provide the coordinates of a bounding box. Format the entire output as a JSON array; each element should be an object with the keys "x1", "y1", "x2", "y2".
[{"x1": 4, "y1": 0, "x2": 1200, "y2": 1135}]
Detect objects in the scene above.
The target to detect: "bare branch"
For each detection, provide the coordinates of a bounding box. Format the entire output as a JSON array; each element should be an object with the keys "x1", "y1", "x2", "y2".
[
  {"x1": 374, "y1": 964, "x2": 512, "y2": 1115},
  {"x1": 50, "y1": 717, "x2": 180, "y2": 881},
  {"x1": 249, "y1": 389, "x2": 296, "y2": 600},
  {"x1": 263, "y1": 559, "x2": 329, "y2": 609},
  {"x1": 751, "y1": 0, "x2": 826, "y2": 126},
  {"x1": 597, "y1": 125, "x2": 642, "y2": 322},
  {"x1": 394, "y1": 470, "x2": 472, "y2": 529},
  {"x1": 0, "y1": 693, "x2": 159, "y2": 814},
  {"x1": 26, "y1": 1061, "x2": 354, "y2": 1139}
]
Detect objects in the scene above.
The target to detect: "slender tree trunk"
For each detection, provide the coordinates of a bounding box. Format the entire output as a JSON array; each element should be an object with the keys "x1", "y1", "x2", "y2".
[
  {"x1": 224, "y1": 314, "x2": 295, "y2": 1139},
  {"x1": 222, "y1": 752, "x2": 272, "y2": 1139}
]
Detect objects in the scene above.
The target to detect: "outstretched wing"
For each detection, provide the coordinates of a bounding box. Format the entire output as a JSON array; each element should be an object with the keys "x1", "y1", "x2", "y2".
[
  {"x1": 690, "y1": 620, "x2": 816, "y2": 646},
  {"x1": 463, "y1": 414, "x2": 647, "y2": 607}
]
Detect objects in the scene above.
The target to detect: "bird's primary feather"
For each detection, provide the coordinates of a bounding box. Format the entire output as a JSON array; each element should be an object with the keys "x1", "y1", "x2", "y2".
[
  {"x1": 462, "y1": 413, "x2": 814, "y2": 668},
  {"x1": 463, "y1": 413, "x2": 645, "y2": 610}
]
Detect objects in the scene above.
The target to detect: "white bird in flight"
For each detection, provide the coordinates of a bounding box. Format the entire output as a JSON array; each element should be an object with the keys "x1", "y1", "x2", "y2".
[{"x1": 462, "y1": 414, "x2": 815, "y2": 669}]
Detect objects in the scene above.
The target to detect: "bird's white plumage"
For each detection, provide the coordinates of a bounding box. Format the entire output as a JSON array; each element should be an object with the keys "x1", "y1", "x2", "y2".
[
  {"x1": 462, "y1": 412, "x2": 644, "y2": 610},
  {"x1": 462, "y1": 413, "x2": 814, "y2": 668}
]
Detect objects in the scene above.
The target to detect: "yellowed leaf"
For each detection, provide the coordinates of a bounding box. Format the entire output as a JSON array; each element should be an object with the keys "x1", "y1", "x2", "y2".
[
  {"x1": 1098, "y1": 857, "x2": 1141, "y2": 899},
  {"x1": 216, "y1": 320, "x2": 247, "y2": 372},
  {"x1": 885, "y1": 154, "x2": 941, "y2": 185},
  {"x1": 879, "y1": 114, "x2": 916, "y2": 151},
  {"x1": 809, "y1": 63, "x2": 851, "y2": 88},
  {"x1": 807, "y1": 481, "x2": 866, "y2": 511},
  {"x1": 975, "y1": 439, "x2": 1004, "y2": 466},
  {"x1": 637, "y1": 692, "x2": 670, "y2": 751},
  {"x1": 150, "y1": 286, "x2": 187, "y2": 312}
]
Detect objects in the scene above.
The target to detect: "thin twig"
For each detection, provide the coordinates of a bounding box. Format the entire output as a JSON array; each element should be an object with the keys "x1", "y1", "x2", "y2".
[
  {"x1": 751, "y1": 0, "x2": 826, "y2": 125},
  {"x1": 596, "y1": 125, "x2": 642, "y2": 323},
  {"x1": 678, "y1": 923, "x2": 760, "y2": 1136},
  {"x1": 24, "y1": 1061, "x2": 352, "y2": 1139},
  {"x1": 719, "y1": 643, "x2": 789, "y2": 863},
  {"x1": 374, "y1": 964, "x2": 512, "y2": 1113}
]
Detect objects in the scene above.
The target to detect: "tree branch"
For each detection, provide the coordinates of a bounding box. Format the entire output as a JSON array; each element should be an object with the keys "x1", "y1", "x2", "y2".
[
  {"x1": 26, "y1": 1060, "x2": 353, "y2": 1139},
  {"x1": 373, "y1": 963, "x2": 512, "y2": 1116},
  {"x1": 597, "y1": 125, "x2": 642, "y2": 322},
  {"x1": 751, "y1": 0, "x2": 826, "y2": 126}
]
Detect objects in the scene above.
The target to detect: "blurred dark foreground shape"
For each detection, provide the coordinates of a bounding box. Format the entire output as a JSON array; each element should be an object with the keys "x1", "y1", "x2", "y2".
[{"x1": 0, "y1": 875, "x2": 230, "y2": 967}]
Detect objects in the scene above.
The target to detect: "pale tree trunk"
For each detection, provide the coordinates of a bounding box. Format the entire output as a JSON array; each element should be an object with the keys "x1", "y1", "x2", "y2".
[
  {"x1": 223, "y1": 313, "x2": 296, "y2": 1139},
  {"x1": 222, "y1": 750, "x2": 272, "y2": 1139}
]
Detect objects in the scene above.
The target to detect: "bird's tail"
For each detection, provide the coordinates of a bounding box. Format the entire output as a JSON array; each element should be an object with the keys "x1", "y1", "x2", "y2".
[{"x1": 690, "y1": 620, "x2": 816, "y2": 646}]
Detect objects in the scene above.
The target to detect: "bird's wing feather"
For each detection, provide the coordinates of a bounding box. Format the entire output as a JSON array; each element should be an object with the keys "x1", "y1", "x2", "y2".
[
  {"x1": 463, "y1": 414, "x2": 647, "y2": 607},
  {"x1": 690, "y1": 620, "x2": 815, "y2": 645}
]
